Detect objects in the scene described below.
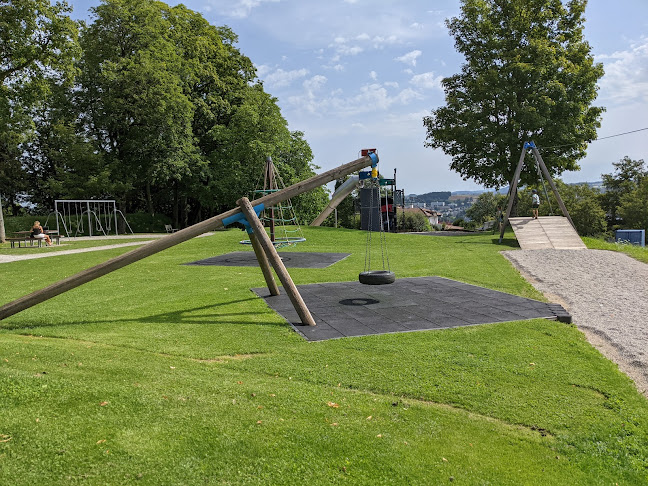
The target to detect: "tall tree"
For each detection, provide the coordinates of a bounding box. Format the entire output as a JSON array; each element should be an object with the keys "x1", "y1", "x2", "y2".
[
  {"x1": 424, "y1": 0, "x2": 604, "y2": 189},
  {"x1": 600, "y1": 156, "x2": 647, "y2": 226},
  {"x1": 0, "y1": 0, "x2": 79, "y2": 238},
  {"x1": 77, "y1": 0, "x2": 199, "y2": 214}
]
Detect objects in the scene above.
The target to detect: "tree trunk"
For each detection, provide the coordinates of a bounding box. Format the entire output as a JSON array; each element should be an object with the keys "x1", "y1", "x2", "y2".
[
  {"x1": 145, "y1": 181, "x2": 154, "y2": 216},
  {"x1": 173, "y1": 182, "x2": 179, "y2": 228}
]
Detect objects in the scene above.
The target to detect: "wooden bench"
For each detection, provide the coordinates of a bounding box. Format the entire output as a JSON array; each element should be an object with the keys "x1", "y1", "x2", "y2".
[{"x1": 6, "y1": 235, "x2": 61, "y2": 248}]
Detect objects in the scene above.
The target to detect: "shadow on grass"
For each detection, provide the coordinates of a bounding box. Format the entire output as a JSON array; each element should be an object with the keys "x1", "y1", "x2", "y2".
[{"x1": 0, "y1": 297, "x2": 286, "y2": 330}]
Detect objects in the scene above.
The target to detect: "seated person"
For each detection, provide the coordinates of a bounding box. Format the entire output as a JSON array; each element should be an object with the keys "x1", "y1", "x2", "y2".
[{"x1": 31, "y1": 221, "x2": 52, "y2": 246}]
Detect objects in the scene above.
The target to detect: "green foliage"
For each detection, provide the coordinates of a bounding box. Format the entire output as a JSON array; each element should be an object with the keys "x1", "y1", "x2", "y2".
[
  {"x1": 601, "y1": 156, "x2": 647, "y2": 226},
  {"x1": 424, "y1": 0, "x2": 604, "y2": 188},
  {"x1": 401, "y1": 211, "x2": 431, "y2": 232},
  {"x1": 516, "y1": 181, "x2": 607, "y2": 236},
  {"x1": 1, "y1": 229, "x2": 648, "y2": 483},
  {"x1": 466, "y1": 191, "x2": 506, "y2": 224},
  {"x1": 618, "y1": 178, "x2": 648, "y2": 236},
  {"x1": 4, "y1": 0, "x2": 318, "y2": 230},
  {"x1": 0, "y1": 0, "x2": 80, "y2": 216}
]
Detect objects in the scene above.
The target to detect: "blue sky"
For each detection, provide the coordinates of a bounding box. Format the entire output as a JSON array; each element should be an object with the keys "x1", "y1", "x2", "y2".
[{"x1": 68, "y1": 0, "x2": 648, "y2": 194}]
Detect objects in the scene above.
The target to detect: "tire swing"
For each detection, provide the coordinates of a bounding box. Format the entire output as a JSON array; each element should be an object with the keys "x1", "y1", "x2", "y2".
[{"x1": 359, "y1": 152, "x2": 395, "y2": 285}]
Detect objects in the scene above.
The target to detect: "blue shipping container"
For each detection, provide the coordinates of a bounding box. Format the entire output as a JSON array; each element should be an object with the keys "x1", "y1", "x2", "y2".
[{"x1": 615, "y1": 229, "x2": 645, "y2": 247}]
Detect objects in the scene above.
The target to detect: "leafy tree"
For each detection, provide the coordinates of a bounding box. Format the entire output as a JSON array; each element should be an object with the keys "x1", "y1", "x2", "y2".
[
  {"x1": 0, "y1": 0, "x2": 79, "y2": 238},
  {"x1": 466, "y1": 191, "x2": 506, "y2": 224},
  {"x1": 618, "y1": 178, "x2": 648, "y2": 236},
  {"x1": 600, "y1": 156, "x2": 647, "y2": 226},
  {"x1": 424, "y1": 0, "x2": 604, "y2": 189}
]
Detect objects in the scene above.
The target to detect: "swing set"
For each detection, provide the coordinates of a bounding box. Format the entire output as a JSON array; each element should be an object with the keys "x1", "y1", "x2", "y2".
[
  {"x1": 498, "y1": 141, "x2": 576, "y2": 243},
  {"x1": 45, "y1": 200, "x2": 134, "y2": 238}
]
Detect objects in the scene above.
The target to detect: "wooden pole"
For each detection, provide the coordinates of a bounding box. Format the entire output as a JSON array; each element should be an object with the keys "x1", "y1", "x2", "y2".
[
  {"x1": 238, "y1": 197, "x2": 316, "y2": 327},
  {"x1": 0, "y1": 154, "x2": 377, "y2": 320},
  {"x1": 530, "y1": 146, "x2": 577, "y2": 231},
  {"x1": 266, "y1": 157, "x2": 276, "y2": 242},
  {"x1": 499, "y1": 146, "x2": 528, "y2": 243},
  {"x1": 248, "y1": 231, "x2": 280, "y2": 296}
]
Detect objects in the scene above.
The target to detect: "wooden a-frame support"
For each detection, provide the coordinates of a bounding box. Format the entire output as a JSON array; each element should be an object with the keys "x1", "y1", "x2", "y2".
[
  {"x1": 0, "y1": 153, "x2": 379, "y2": 321},
  {"x1": 498, "y1": 142, "x2": 576, "y2": 243}
]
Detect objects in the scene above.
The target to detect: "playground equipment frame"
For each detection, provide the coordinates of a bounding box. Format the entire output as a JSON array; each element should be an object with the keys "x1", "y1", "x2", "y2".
[{"x1": 0, "y1": 154, "x2": 378, "y2": 321}]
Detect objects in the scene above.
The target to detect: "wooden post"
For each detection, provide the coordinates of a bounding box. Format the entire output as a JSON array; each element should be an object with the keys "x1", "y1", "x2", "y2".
[
  {"x1": 0, "y1": 154, "x2": 377, "y2": 321},
  {"x1": 248, "y1": 231, "x2": 280, "y2": 296},
  {"x1": 238, "y1": 197, "x2": 316, "y2": 327},
  {"x1": 530, "y1": 146, "x2": 577, "y2": 231},
  {"x1": 499, "y1": 146, "x2": 528, "y2": 243}
]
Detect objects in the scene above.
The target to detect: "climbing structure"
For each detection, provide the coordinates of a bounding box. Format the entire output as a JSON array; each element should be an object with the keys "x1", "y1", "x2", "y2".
[{"x1": 243, "y1": 156, "x2": 305, "y2": 248}]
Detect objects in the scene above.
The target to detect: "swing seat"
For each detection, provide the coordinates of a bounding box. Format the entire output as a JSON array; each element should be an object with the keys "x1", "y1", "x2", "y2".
[{"x1": 359, "y1": 270, "x2": 395, "y2": 285}]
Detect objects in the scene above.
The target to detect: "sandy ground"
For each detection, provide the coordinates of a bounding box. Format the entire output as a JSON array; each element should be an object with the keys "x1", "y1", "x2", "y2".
[{"x1": 503, "y1": 249, "x2": 648, "y2": 397}]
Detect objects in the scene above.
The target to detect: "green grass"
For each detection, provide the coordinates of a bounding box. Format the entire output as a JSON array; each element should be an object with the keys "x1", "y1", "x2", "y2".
[
  {"x1": 583, "y1": 236, "x2": 648, "y2": 264},
  {"x1": 0, "y1": 238, "x2": 154, "y2": 255},
  {"x1": 1, "y1": 227, "x2": 647, "y2": 485}
]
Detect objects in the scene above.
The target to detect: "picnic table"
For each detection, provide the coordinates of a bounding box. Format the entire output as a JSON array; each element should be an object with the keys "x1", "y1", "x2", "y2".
[{"x1": 7, "y1": 230, "x2": 62, "y2": 248}]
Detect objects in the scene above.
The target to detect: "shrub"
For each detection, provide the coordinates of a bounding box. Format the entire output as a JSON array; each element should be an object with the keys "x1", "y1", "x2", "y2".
[{"x1": 401, "y1": 212, "x2": 431, "y2": 232}]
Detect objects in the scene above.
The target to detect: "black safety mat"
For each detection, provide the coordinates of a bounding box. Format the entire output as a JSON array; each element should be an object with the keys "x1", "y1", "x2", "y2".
[
  {"x1": 252, "y1": 276, "x2": 571, "y2": 341},
  {"x1": 185, "y1": 251, "x2": 351, "y2": 269}
]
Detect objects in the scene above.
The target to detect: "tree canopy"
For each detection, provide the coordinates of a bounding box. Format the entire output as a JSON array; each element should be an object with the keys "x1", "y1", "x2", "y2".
[
  {"x1": 1, "y1": 0, "x2": 325, "y2": 228},
  {"x1": 424, "y1": 0, "x2": 604, "y2": 189}
]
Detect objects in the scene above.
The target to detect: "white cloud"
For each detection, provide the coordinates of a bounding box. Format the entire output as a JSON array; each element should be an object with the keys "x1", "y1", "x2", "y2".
[
  {"x1": 395, "y1": 50, "x2": 422, "y2": 66},
  {"x1": 384, "y1": 81, "x2": 399, "y2": 88},
  {"x1": 287, "y1": 81, "x2": 423, "y2": 117},
  {"x1": 224, "y1": 0, "x2": 281, "y2": 18},
  {"x1": 410, "y1": 72, "x2": 444, "y2": 90},
  {"x1": 370, "y1": 71, "x2": 378, "y2": 80},
  {"x1": 263, "y1": 68, "x2": 310, "y2": 88},
  {"x1": 597, "y1": 37, "x2": 648, "y2": 104}
]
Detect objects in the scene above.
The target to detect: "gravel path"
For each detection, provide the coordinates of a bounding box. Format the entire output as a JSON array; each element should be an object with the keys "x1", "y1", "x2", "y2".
[{"x1": 503, "y1": 249, "x2": 648, "y2": 396}]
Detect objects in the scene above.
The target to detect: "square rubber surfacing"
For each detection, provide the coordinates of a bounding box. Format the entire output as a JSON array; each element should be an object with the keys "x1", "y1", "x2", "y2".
[
  {"x1": 252, "y1": 276, "x2": 571, "y2": 341},
  {"x1": 185, "y1": 251, "x2": 351, "y2": 269}
]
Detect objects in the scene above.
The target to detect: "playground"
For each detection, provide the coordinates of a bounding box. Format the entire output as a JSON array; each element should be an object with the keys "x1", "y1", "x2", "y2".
[{"x1": 2, "y1": 218, "x2": 648, "y2": 483}]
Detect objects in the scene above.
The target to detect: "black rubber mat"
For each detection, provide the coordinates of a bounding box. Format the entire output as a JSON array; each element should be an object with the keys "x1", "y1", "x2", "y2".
[
  {"x1": 252, "y1": 276, "x2": 571, "y2": 341},
  {"x1": 185, "y1": 251, "x2": 351, "y2": 269}
]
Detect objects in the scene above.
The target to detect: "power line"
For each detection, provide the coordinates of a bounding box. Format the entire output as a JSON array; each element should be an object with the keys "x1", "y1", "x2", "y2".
[{"x1": 538, "y1": 127, "x2": 648, "y2": 150}]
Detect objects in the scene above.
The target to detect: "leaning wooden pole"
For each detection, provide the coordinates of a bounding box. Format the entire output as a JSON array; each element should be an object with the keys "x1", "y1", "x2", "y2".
[
  {"x1": 248, "y1": 232, "x2": 280, "y2": 296},
  {"x1": 238, "y1": 197, "x2": 316, "y2": 326},
  {"x1": 0, "y1": 154, "x2": 378, "y2": 320},
  {"x1": 499, "y1": 146, "x2": 528, "y2": 243}
]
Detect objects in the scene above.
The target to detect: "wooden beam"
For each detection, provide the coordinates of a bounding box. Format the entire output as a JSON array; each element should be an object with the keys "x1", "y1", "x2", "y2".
[
  {"x1": 499, "y1": 146, "x2": 528, "y2": 243},
  {"x1": 238, "y1": 197, "x2": 316, "y2": 326},
  {"x1": 248, "y1": 231, "x2": 280, "y2": 296},
  {"x1": 530, "y1": 146, "x2": 577, "y2": 231},
  {"x1": 0, "y1": 154, "x2": 377, "y2": 320}
]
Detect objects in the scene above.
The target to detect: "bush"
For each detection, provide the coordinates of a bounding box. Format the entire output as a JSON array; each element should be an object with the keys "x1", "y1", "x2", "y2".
[{"x1": 401, "y1": 212, "x2": 431, "y2": 232}]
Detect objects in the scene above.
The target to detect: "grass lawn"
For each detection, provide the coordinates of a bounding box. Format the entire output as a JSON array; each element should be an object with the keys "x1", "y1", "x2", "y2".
[
  {"x1": 1, "y1": 227, "x2": 647, "y2": 485},
  {"x1": 0, "y1": 238, "x2": 155, "y2": 256},
  {"x1": 583, "y1": 236, "x2": 648, "y2": 264}
]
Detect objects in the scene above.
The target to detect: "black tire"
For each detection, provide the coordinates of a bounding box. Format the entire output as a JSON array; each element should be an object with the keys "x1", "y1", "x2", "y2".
[{"x1": 358, "y1": 270, "x2": 396, "y2": 285}]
